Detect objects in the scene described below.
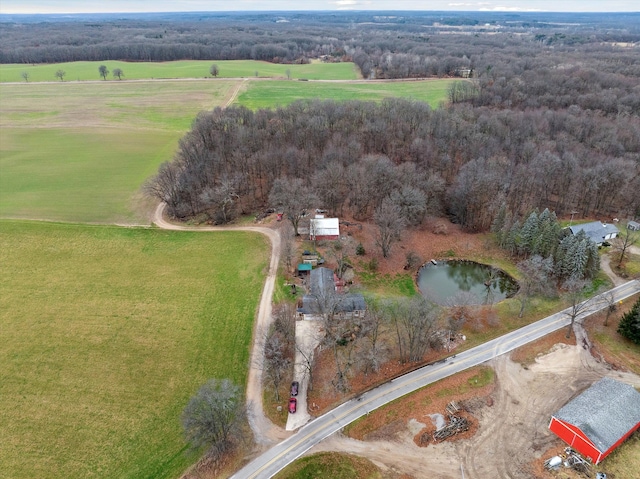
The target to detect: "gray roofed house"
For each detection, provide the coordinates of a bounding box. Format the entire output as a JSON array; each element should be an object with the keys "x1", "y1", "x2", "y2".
[
  {"x1": 297, "y1": 267, "x2": 366, "y2": 320},
  {"x1": 568, "y1": 221, "x2": 619, "y2": 246},
  {"x1": 628, "y1": 220, "x2": 640, "y2": 231},
  {"x1": 549, "y1": 377, "x2": 640, "y2": 464}
]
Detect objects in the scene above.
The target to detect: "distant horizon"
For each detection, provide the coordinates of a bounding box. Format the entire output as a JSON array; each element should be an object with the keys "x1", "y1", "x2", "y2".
[{"x1": 0, "y1": 1, "x2": 638, "y2": 15}]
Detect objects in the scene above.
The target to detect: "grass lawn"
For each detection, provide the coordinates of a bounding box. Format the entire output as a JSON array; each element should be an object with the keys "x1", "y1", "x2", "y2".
[
  {"x1": 0, "y1": 80, "x2": 237, "y2": 223},
  {"x1": 236, "y1": 79, "x2": 455, "y2": 110},
  {"x1": 0, "y1": 220, "x2": 269, "y2": 479},
  {"x1": 0, "y1": 60, "x2": 359, "y2": 83},
  {"x1": 273, "y1": 452, "x2": 381, "y2": 479}
]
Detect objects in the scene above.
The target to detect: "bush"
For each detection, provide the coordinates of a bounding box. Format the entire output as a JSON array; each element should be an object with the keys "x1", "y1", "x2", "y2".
[{"x1": 617, "y1": 297, "x2": 640, "y2": 345}]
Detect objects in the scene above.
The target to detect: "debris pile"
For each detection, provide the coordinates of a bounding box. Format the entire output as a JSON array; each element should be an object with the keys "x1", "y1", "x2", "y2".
[
  {"x1": 543, "y1": 447, "x2": 606, "y2": 478},
  {"x1": 432, "y1": 415, "x2": 469, "y2": 442},
  {"x1": 420, "y1": 403, "x2": 470, "y2": 445}
]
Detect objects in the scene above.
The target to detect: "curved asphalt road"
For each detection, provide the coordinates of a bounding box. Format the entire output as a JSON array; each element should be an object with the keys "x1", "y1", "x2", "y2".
[{"x1": 231, "y1": 279, "x2": 640, "y2": 479}]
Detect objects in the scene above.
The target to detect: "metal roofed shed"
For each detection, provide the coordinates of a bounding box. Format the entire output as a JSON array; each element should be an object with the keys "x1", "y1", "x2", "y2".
[
  {"x1": 568, "y1": 221, "x2": 619, "y2": 246},
  {"x1": 548, "y1": 377, "x2": 640, "y2": 464},
  {"x1": 309, "y1": 216, "x2": 340, "y2": 240},
  {"x1": 628, "y1": 220, "x2": 640, "y2": 231}
]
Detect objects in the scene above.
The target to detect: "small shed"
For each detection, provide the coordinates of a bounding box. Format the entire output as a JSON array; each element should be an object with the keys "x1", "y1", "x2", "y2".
[
  {"x1": 297, "y1": 263, "x2": 312, "y2": 277},
  {"x1": 568, "y1": 221, "x2": 619, "y2": 246},
  {"x1": 309, "y1": 216, "x2": 340, "y2": 241},
  {"x1": 628, "y1": 220, "x2": 640, "y2": 231},
  {"x1": 548, "y1": 377, "x2": 640, "y2": 464}
]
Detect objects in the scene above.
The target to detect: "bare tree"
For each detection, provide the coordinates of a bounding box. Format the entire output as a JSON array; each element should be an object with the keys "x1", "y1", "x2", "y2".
[
  {"x1": 613, "y1": 227, "x2": 639, "y2": 268},
  {"x1": 516, "y1": 255, "x2": 555, "y2": 318},
  {"x1": 280, "y1": 223, "x2": 296, "y2": 275},
  {"x1": 21, "y1": 71, "x2": 30, "y2": 82},
  {"x1": 602, "y1": 290, "x2": 617, "y2": 327},
  {"x1": 263, "y1": 332, "x2": 292, "y2": 402},
  {"x1": 562, "y1": 278, "x2": 596, "y2": 339},
  {"x1": 328, "y1": 236, "x2": 356, "y2": 279},
  {"x1": 374, "y1": 197, "x2": 406, "y2": 258},
  {"x1": 112, "y1": 68, "x2": 124, "y2": 80},
  {"x1": 444, "y1": 291, "x2": 480, "y2": 336},
  {"x1": 199, "y1": 174, "x2": 241, "y2": 224},
  {"x1": 358, "y1": 299, "x2": 388, "y2": 374},
  {"x1": 387, "y1": 296, "x2": 439, "y2": 363},
  {"x1": 209, "y1": 64, "x2": 219, "y2": 77},
  {"x1": 98, "y1": 64, "x2": 109, "y2": 80},
  {"x1": 295, "y1": 343, "x2": 316, "y2": 392},
  {"x1": 389, "y1": 186, "x2": 427, "y2": 226},
  {"x1": 181, "y1": 379, "x2": 245, "y2": 461},
  {"x1": 54, "y1": 69, "x2": 66, "y2": 81},
  {"x1": 269, "y1": 177, "x2": 318, "y2": 236}
]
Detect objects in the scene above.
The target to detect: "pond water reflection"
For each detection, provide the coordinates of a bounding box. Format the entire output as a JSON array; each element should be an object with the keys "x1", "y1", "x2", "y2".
[{"x1": 417, "y1": 260, "x2": 518, "y2": 305}]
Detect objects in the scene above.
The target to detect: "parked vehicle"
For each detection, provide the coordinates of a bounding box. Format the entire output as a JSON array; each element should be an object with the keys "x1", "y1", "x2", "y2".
[
  {"x1": 288, "y1": 397, "x2": 297, "y2": 414},
  {"x1": 290, "y1": 381, "x2": 299, "y2": 396}
]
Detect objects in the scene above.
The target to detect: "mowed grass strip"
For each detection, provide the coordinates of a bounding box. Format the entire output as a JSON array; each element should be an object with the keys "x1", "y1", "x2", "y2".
[
  {"x1": 236, "y1": 79, "x2": 456, "y2": 109},
  {"x1": 0, "y1": 60, "x2": 359, "y2": 82},
  {"x1": 0, "y1": 80, "x2": 237, "y2": 223},
  {"x1": 0, "y1": 220, "x2": 269, "y2": 479}
]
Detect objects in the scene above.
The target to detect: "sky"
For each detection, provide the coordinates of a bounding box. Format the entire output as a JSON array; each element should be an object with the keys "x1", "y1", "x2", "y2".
[{"x1": 0, "y1": 0, "x2": 637, "y2": 14}]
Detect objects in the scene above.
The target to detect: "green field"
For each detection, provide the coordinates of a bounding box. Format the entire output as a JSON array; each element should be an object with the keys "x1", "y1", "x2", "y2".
[
  {"x1": 236, "y1": 79, "x2": 454, "y2": 110},
  {"x1": 0, "y1": 220, "x2": 268, "y2": 479},
  {"x1": 0, "y1": 60, "x2": 359, "y2": 83},
  {"x1": 1, "y1": 75, "x2": 454, "y2": 223},
  {"x1": 0, "y1": 80, "x2": 237, "y2": 223}
]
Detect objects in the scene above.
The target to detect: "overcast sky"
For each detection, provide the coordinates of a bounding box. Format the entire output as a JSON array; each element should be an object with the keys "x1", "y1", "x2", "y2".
[{"x1": 0, "y1": 0, "x2": 637, "y2": 14}]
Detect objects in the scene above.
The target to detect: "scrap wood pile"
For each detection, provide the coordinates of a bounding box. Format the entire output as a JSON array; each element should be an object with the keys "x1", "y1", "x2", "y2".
[{"x1": 420, "y1": 402, "x2": 470, "y2": 445}]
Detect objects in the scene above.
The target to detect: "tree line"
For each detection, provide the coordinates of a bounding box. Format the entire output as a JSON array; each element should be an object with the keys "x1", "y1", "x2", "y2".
[{"x1": 146, "y1": 98, "x2": 640, "y2": 232}]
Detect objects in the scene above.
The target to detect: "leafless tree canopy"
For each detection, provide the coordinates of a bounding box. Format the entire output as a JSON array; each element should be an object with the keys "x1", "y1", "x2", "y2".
[{"x1": 181, "y1": 379, "x2": 245, "y2": 461}]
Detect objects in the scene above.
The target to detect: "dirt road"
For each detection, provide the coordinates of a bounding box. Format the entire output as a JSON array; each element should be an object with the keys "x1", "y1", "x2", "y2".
[{"x1": 153, "y1": 203, "x2": 288, "y2": 446}]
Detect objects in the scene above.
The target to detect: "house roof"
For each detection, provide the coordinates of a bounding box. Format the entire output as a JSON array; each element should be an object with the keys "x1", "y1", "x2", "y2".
[
  {"x1": 309, "y1": 267, "x2": 335, "y2": 297},
  {"x1": 553, "y1": 377, "x2": 640, "y2": 453},
  {"x1": 298, "y1": 267, "x2": 366, "y2": 315},
  {"x1": 310, "y1": 217, "x2": 340, "y2": 237},
  {"x1": 299, "y1": 292, "x2": 366, "y2": 315},
  {"x1": 569, "y1": 221, "x2": 619, "y2": 244}
]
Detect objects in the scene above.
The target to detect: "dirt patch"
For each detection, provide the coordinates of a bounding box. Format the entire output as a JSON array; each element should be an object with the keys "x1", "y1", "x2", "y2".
[
  {"x1": 510, "y1": 329, "x2": 577, "y2": 367},
  {"x1": 344, "y1": 366, "x2": 494, "y2": 444}
]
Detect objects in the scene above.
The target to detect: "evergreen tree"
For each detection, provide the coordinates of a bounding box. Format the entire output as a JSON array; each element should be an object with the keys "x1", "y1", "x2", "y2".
[
  {"x1": 617, "y1": 297, "x2": 640, "y2": 344},
  {"x1": 504, "y1": 220, "x2": 521, "y2": 256},
  {"x1": 520, "y1": 210, "x2": 540, "y2": 256}
]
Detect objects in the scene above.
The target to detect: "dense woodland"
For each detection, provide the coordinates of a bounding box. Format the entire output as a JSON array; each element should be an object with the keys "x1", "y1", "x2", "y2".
[
  {"x1": 147, "y1": 93, "x2": 640, "y2": 231},
  {"x1": 3, "y1": 12, "x2": 638, "y2": 231}
]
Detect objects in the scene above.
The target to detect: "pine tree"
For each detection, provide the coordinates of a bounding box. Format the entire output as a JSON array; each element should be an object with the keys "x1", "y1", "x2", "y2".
[
  {"x1": 520, "y1": 211, "x2": 540, "y2": 256},
  {"x1": 617, "y1": 297, "x2": 640, "y2": 344}
]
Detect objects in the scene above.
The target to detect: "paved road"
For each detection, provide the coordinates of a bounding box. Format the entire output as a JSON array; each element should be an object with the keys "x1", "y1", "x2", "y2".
[{"x1": 231, "y1": 280, "x2": 640, "y2": 479}]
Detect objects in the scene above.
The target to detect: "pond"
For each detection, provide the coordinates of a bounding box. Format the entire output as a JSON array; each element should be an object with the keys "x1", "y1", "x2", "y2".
[{"x1": 417, "y1": 260, "x2": 518, "y2": 305}]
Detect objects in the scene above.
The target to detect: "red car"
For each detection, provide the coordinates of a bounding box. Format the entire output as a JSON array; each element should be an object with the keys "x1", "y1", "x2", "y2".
[{"x1": 288, "y1": 397, "x2": 297, "y2": 414}]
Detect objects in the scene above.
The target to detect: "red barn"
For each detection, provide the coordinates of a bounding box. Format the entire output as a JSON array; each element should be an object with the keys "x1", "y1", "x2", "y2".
[{"x1": 549, "y1": 377, "x2": 640, "y2": 464}]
